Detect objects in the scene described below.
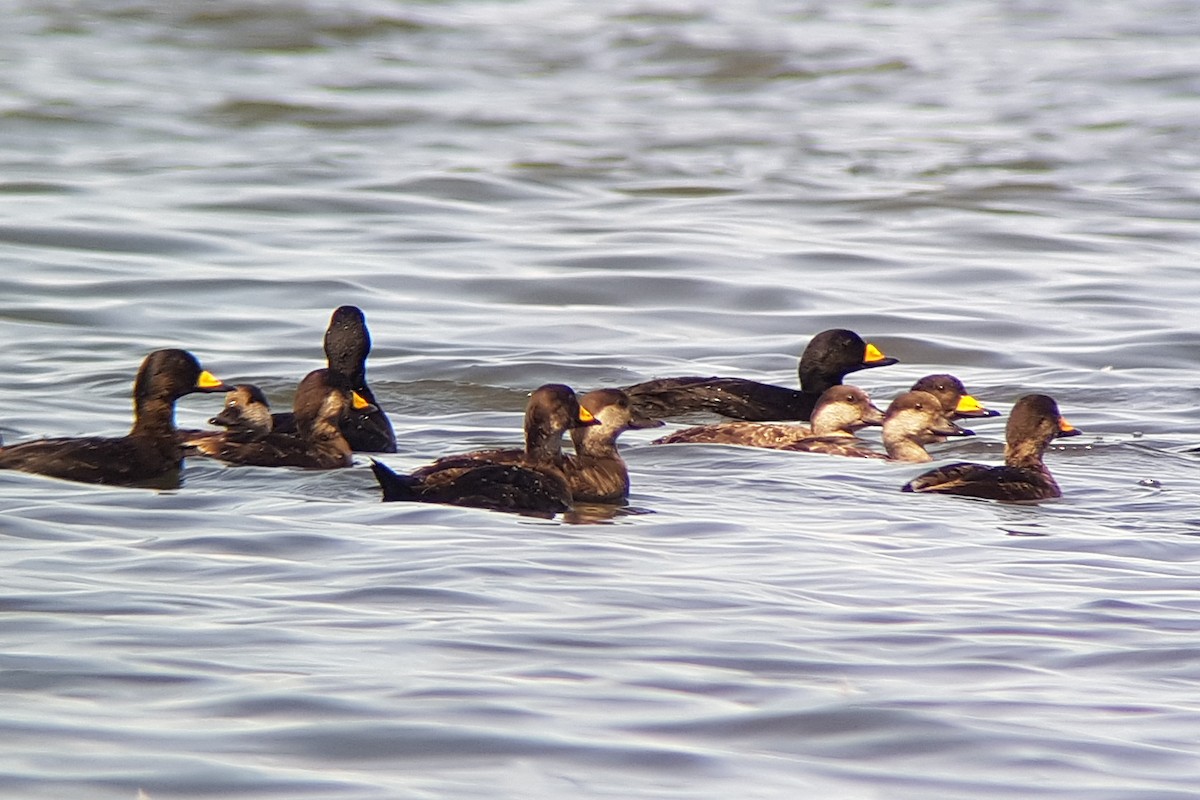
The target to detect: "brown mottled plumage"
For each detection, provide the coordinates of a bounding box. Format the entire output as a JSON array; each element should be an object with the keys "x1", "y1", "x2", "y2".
[{"x1": 651, "y1": 385, "x2": 883, "y2": 448}]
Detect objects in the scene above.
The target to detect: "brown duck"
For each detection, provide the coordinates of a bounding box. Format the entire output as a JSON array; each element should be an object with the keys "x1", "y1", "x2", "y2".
[
  {"x1": 902, "y1": 393, "x2": 1078, "y2": 501},
  {"x1": 370, "y1": 383, "x2": 598, "y2": 513},
  {"x1": 0, "y1": 349, "x2": 226, "y2": 488},
  {"x1": 651, "y1": 385, "x2": 883, "y2": 449},
  {"x1": 184, "y1": 369, "x2": 371, "y2": 469}
]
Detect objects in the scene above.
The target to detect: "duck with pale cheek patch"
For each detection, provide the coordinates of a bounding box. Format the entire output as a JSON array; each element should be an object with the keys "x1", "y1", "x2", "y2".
[
  {"x1": 184, "y1": 369, "x2": 373, "y2": 469},
  {"x1": 652, "y1": 385, "x2": 883, "y2": 449}
]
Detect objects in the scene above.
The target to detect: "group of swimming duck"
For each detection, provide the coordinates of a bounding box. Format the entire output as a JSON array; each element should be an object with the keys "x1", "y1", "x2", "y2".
[{"x1": 0, "y1": 307, "x2": 1079, "y2": 513}]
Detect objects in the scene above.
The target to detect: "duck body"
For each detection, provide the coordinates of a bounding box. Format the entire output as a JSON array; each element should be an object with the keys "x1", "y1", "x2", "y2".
[
  {"x1": 623, "y1": 329, "x2": 897, "y2": 421},
  {"x1": 902, "y1": 394, "x2": 1078, "y2": 501},
  {"x1": 777, "y1": 389, "x2": 975, "y2": 460},
  {"x1": 371, "y1": 458, "x2": 571, "y2": 515},
  {"x1": 272, "y1": 306, "x2": 397, "y2": 453},
  {"x1": 566, "y1": 388, "x2": 662, "y2": 503},
  {"x1": 372, "y1": 384, "x2": 597, "y2": 513},
  {"x1": 652, "y1": 385, "x2": 882, "y2": 449},
  {"x1": 185, "y1": 369, "x2": 369, "y2": 469},
  {"x1": 0, "y1": 349, "x2": 226, "y2": 488}
]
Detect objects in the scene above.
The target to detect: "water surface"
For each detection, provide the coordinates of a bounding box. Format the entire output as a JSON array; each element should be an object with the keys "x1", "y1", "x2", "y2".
[{"x1": 2, "y1": 1, "x2": 1200, "y2": 798}]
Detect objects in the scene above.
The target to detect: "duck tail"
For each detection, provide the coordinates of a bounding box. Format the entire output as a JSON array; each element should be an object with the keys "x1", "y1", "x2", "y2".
[{"x1": 370, "y1": 458, "x2": 419, "y2": 502}]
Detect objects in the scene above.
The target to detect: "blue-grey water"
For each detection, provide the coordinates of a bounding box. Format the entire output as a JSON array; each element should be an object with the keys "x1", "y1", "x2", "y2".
[{"x1": 2, "y1": 1, "x2": 1200, "y2": 798}]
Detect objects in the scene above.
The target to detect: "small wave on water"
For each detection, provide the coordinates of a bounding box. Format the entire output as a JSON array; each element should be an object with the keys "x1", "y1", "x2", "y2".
[{"x1": 2, "y1": 0, "x2": 1200, "y2": 798}]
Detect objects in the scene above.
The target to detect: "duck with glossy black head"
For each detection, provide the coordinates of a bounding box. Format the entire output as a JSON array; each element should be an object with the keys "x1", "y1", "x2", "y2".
[
  {"x1": 902, "y1": 394, "x2": 1078, "y2": 501},
  {"x1": 623, "y1": 328, "x2": 898, "y2": 422},
  {"x1": 0, "y1": 349, "x2": 226, "y2": 488}
]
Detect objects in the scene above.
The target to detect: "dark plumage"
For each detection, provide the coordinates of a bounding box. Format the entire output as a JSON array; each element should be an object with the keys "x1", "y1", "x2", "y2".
[
  {"x1": 184, "y1": 369, "x2": 372, "y2": 469},
  {"x1": 370, "y1": 383, "x2": 598, "y2": 513},
  {"x1": 651, "y1": 385, "x2": 883, "y2": 448},
  {"x1": 0, "y1": 349, "x2": 227, "y2": 488},
  {"x1": 910, "y1": 374, "x2": 999, "y2": 420},
  {"x1": 371, "y1": 459, "x2": 572, "y2": 515},
  {"x1": 623, "y1": 328, "x2": 898, "y2": 422},
  {"x1": 273, "y1": 305, "x2": 397, "y2": 453},
  {"x1": 902, "y1": 394, "x2": 1079, "y2": 501},
  {"x1": 566, "y1": 388, "x2": 663, "y2": 503}
]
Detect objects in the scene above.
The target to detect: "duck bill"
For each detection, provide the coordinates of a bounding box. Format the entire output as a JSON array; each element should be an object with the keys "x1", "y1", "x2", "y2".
[
  {"x1": 628, "y1": 410, "x2": 665, "y2": 429},
  {"x1": 1056, "y1": 416, "x2": 1081, "y2": 438},
  {"x1": 954, "y1": 394, "x2": 1001, "y2": 419},
  {"x1": 350, "y1": 390, "x2": 378, "y2": 413},
  {"x1": 195, "y1": 370, "x2": 228, "y2": 392},
  {"x1": 575, "y1": 405, "x2": 600, "y2": 428},
  {"x1": 934, "y1": 422, "x2": 975, "y2": 438},
  {"x1": 861, "y1": 404, "x2": 886, "y2": 427},
  {"x1": 209, "y1": 407, "x2": 243, "y2": 427},
  {"x1": 859, "y1": 342, "x2": 899, "y2": 370}
]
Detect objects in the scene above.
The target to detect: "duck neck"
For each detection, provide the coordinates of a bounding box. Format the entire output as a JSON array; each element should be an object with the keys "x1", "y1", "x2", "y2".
[
  {"x1": 1005, "y1": 438, "x2": 1049, "y2": 470},
  {"x1": 572, "y1": 427, "x2": 619, "y2": 460},
  {"x1": 883, "y1": 431, "x2": 932, "y2": 463},
  {"x1": 130, "y1": 395, "x2": 177, "y2": 439},
  {"x1": 798, "y1": 364, "x2": 840, "y2": 397},
  {"x1": 525, "y1": 426, "x2": 563, "y2": 463}
]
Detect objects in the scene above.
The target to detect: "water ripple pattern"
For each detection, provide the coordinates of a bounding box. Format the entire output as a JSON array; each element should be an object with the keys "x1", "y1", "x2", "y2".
[{"x1": 2, "y1": 1, "x2": 1200, "y2": 798}]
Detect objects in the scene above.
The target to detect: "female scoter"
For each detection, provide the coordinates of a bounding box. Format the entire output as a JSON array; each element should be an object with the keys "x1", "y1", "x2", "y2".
[
  {"x1": 823, "y1": 389, "x2": 974, "y2": 462},
  {"x1": 370, "y1": 383, "x2": 598, "y2": 513},
  {"x1": 273, "y1": 305, "x2": 397, "y2": 453},
  {"x1": 205, "y1": 384, "x2": 274, "y2": 439},
  {"x1": 651, "y1": 385, "x2": 883, "y2": 449},
  {"x1": 184, "y1": 369, "x2": 372, "y2": 469},
  {"x1": 0, "y1": 349, "x2": 226, "y2": 487},
  {"x1": 902, "y1": 394, "x2": 1078, "y2": 501},
  {"x1": 622, "y1": 328, "x2": 898, "y2": 422},
  {"x1": 566, "y1": 388, "x2": 663, "y2": 503}
]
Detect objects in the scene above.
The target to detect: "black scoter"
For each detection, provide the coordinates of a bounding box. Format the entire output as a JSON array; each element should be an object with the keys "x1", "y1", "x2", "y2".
[
  {"x1": 273, "y1": 305, "x2": 397, "y2": 453},
  {"x1": 370, "y1": 383, "x2": 597, "y2": 513},
  {"x1": 0, "y1": 349, "x2": 226, "y2": 488},
  {"x1": 623, "y1": 328, "x2": 898, "y2": 422},
  {"x1": 652, "y1": 385, "x2": 883, "y2": 449},
  {"x1": 902, "y1": 393, "x2": 1078, "y2": 501}
]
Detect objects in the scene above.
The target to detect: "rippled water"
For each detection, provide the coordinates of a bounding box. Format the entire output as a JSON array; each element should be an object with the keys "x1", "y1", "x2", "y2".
[{"x1": 3, "y1": 1, "x2": 1200, "y2": 798}]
